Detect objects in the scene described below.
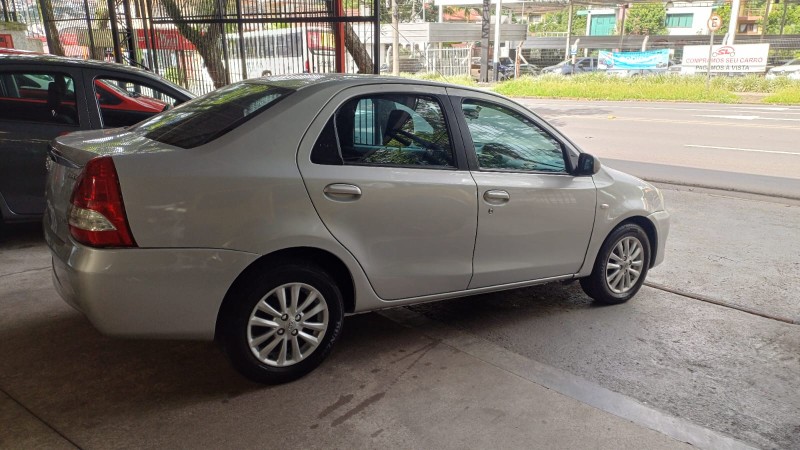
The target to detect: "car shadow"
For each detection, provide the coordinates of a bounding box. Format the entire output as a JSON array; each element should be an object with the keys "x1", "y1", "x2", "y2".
[
  {"x1": 0, "y1": 297, "x2": 430, "y2": 416},
  {"x1": 0, "y1": 221, "x2": 44, "y2": 248},
  {"x1": 408, "y1": 281, "x2": 608, "y2": 327}
]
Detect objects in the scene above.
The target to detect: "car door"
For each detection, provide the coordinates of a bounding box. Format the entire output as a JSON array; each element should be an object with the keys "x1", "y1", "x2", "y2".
[
  {"x1": 0, "y1": 64, "x2": 90, "y2": 218},
  {"x1": 446, "y1": 88, "x2": 597, "y2": 289},
  {"x1": 297, "y1": 85, "x2": 477, "y2": 300}
]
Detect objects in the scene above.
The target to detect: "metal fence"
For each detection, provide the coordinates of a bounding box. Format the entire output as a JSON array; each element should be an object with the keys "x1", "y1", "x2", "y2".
[
  {"x1": 424, "y1": 47, "x2": 471, "y2": 77},
  {"x1": 1, "y1": 0, "x2": 380, "y2": 94},
  {"x1": 523, "y1": 34, "x2": 800, "y2": 69}
]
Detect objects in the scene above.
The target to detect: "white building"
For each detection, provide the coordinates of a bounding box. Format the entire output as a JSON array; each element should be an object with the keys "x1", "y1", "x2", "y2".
[{"x1": 665, "y1": 4, "x2": 714, "y2": 35}]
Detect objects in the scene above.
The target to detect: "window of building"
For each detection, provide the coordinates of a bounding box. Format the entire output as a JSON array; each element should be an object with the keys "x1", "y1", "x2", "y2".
[{"x1": 666, "y1": 13, "x2": 693, "y2": 28}]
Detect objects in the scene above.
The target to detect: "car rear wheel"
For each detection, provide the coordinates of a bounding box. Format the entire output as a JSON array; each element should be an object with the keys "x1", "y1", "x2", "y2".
[
  {"x1": 580, "y1": 223, "x2": 650, "y2": 304},
  {"x1": 220, "y1": 263, "x2": 344, "y2": 384}
]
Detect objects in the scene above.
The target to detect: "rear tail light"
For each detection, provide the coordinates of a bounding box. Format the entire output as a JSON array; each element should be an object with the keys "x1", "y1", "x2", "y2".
[{"x1": 69, "y1": 156, "x2": 137, "y2": 248}]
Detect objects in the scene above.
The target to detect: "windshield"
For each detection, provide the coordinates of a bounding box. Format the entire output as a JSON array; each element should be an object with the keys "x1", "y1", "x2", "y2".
[{"x1": 135, "y1": 81, "x2": 293, "y2": 149}]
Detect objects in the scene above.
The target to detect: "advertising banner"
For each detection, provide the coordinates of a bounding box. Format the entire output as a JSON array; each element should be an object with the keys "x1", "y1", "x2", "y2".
[
  {"x1": 680, "y1": 43, "x2": 770, "y2": 73},
  {"x1": 598, "y1": 49, "x2": 670, "y2": 70}
]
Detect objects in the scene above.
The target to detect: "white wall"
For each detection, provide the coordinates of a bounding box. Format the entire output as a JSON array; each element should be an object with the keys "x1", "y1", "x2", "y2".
[{"x1": 666, "y1": 6, "x2": 714, "y2": 35}]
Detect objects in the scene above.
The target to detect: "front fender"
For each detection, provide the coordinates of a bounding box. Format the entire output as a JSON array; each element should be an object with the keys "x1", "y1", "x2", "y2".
[{"x1": 577, "y1": 167, "x2": 666, "y2": 276}]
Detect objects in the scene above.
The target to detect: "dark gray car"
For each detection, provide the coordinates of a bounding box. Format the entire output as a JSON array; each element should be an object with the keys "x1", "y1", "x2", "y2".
[{"x1": 0, "y1": 53, "x2": 194, "y2": 225}]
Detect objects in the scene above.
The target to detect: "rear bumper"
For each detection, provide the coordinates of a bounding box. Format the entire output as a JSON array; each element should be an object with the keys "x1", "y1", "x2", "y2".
[
  {"x1": 648, "y1": 210, "x2": 670, "y2": 268},
  {"x1": 46, "y1": 228, "x2": 258, "y2": 340}
]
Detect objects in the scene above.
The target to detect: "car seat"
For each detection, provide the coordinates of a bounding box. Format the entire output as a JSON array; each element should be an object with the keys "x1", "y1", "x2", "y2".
[{"x1": 47, "y1": 77, "x2": 78, "y2": 125}]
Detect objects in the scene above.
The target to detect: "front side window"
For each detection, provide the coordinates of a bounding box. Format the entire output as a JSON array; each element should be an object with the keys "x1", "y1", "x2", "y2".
[
  {"x1": 0, "y1": 71, "x2": 79, "y2": 125},
  {"x1": 94, "y1": 77, "x2": 181, "y2": 128},
  {"x1": 321, "y1": 94, "x2": 454, "y2": 168},
  {"x1": 461, "y1": 99, "x2": 566, "y2": 173}
]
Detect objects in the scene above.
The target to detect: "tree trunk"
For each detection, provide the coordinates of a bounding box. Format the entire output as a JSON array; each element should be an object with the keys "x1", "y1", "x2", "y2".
[
  {"x1": 161, "y1": 0, "x2": 228, "y2": 89},
  {"x1": 325, "y1": 0, "x2": 374, "y2": 73},
  {"x1": 346, "y1": 23, "x2": 374, "y2": 73},
  {"x1": 39, "y1": 0, "x2": 64, "y2": 56}
]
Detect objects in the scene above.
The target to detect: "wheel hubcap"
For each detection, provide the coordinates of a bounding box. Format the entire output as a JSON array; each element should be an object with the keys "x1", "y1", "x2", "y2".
[
  {"x1": 605, "y1": 236, "x2": 644, "y2": 294},
  {"x1": 247, "y1": 282, "x2": 329, "y2": 367}
]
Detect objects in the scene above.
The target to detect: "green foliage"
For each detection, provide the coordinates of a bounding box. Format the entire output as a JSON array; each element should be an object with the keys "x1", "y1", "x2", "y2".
[
  {"x1": 529, "y1": 7, "x2": 587, "y2": 36},
  {"x1": 710, "y1": 74, "x2": 795, "y2": 93},
  {"x1": 712, "y1": 3, "x2": 731, "y2": 35},
  {"x1": 0, "y1": 21, "x2": 29, "y2": 32},
  {"x1": 405, "y1": 73, "x2": 478, "y2": 86},
  {"x1": 766, "y1": 3, "x2": 800, "y2": 34},
  {"x1": 764, "y1": 86, "x2": 800, "y2": 104},
  {"x1": 164, "y1": 67, "x2": 186, "y2": 85},
  {"x1": 493, "y1": 73, "x2": 739, "y2": 103},
  {"x1": 380, "y1": 0, "x2": 433, "y2": 23},
  {"x1": 624, "y1": 3, "x2": 667, "y2": 36}
]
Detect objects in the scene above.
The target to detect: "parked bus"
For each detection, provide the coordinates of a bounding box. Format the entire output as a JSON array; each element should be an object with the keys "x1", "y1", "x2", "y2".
[{"x1": 226, "y1": 26, "x2": 336, "y2": 81}]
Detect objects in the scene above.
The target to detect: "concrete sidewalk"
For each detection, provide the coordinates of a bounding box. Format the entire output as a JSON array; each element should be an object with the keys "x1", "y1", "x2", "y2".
[
  {"x1": 0, "y1": 267, "x2": 692, "y2": 449},
  {"x1": 2, "y1": 184, "x2": 793, "y2": 449}
]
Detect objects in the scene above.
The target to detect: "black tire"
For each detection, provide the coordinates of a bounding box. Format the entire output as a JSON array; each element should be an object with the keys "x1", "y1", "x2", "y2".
[
  {"x1": 220, "y1": 262, "x2": 344, "y2": 384},
  {"x1": 580, "y1": 223, "x2": 651, "y2": 305}
]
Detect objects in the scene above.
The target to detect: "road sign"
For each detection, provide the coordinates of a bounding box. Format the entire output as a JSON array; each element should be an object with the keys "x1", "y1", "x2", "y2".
[{"x1": 708, "y1": 14, "x2": 722, "y2": 32}]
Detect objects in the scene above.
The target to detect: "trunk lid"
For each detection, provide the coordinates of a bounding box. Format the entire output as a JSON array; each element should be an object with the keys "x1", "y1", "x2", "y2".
[{"x1": 44, "y1": 128, "x2": 166, "y2": 244}]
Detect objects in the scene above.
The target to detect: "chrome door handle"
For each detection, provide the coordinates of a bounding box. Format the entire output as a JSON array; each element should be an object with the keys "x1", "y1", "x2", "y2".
[
  {"x1": 483, "y1": 190, "x2": 510, "y2": 203},
  {"x1": 324, "y1": 183, "x2": 362, "y2": 201}
]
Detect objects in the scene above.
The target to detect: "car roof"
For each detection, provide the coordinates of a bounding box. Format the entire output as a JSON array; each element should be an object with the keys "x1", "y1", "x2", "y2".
[
  {"x1": 252, "y1": 73, "x2": 493, "y2": 97},
  {"x1": 1, "y1": 53, "x2": 148, "y2": 73},
  {"x1": 0, "y1": 53, "x2": 195, "y2": 97}
]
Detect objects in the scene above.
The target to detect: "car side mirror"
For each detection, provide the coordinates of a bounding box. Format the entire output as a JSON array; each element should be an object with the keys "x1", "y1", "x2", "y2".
[{"x1": 575, "y1": 153, "x2": 601, "y2": 176}]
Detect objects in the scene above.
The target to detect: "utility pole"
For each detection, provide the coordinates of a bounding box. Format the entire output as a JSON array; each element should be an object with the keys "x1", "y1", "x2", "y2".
[
  {"x1": 727, "y1": 0, "x2": 741, "y2": 44},
  {"x1": 392, "y1": 0, "x2": 399, "y2": 75},
  {"x1": 480, "y1": 0, "x2": 490, "y2": 82},
  {"x1": 780, "y1": 0, "x2": 788, "y2": 35},
  {"x1": 761, "y1": 0, "x2": 771, "y2": 39},
  {"x1": 618, "y1": 3, "x2": 627, "y2": 51},
  {"x1": 493, "y1": 0, "x2": 502, "y2": 81},
  {"x1": 565, "y1": 1, "x2": 573, "y2": 60}
]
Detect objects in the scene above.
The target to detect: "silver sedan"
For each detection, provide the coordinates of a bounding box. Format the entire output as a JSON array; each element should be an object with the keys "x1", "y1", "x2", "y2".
[{"x1": 44, "y1": 75, "x2": 669, "y2": 384}]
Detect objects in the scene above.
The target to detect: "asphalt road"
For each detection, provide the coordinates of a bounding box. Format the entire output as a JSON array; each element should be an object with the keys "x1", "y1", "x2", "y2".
[{"x1": 515, "y1": 99, "x2": 800, "y2": 199}]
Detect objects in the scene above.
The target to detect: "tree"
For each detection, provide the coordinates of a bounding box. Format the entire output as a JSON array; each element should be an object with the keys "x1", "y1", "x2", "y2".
[
  {"x1": 529, "y1": 7, "x2": 587, "y2": 36},
  {"x1": 624, "y1": 3, "x2": 666, "y2": 35},
  {"x1": 765, "y1": 3, "x2": 800, "y2": 35},
  {"x1": 161, "y1": 0, "x2": 229, "y2": 89},
  {"x1": 712, "y1": 3, "x2": 731, "y2": 35},
  {"x1": 163, "y1": 0, "x2": 374, "y2": 88},
  {"x1": 39, "y1": 0, "x2": 64, "y2": 56}
]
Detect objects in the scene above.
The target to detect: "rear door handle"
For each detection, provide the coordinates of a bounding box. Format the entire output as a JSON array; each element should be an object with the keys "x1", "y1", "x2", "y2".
[
  {"x1": 324, "y1": 183, "x2": 362, "y2": 201},
  {"x1": 483, "y1": 189, "x2": 510, "y2": 204}
]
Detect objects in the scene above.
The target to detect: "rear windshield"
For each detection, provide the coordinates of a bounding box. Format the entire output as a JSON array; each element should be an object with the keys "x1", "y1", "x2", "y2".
[{"x1": 134, "y1": 82, "x2": 293, "y2": 149}]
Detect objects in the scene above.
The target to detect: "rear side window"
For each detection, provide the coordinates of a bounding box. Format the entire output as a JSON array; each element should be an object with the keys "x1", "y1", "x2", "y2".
[
  {"x1": 135, "y1": 82, "x2": 292, "y2": 148},
  {"x1": 311, "y1": 94, "x2": 455, "y2": 168},
  {"x1": 0, "y1": 71, "x2": 80, "y2": 126}
]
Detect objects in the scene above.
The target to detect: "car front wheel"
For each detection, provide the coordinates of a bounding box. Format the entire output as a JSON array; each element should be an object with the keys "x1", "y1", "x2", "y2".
[
  {"x1": 580, "y1": 223, "x2": 651, "y2": 304},
  {"x1": 220, "y1": 263, "x2": 344, "y2": 384}
]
